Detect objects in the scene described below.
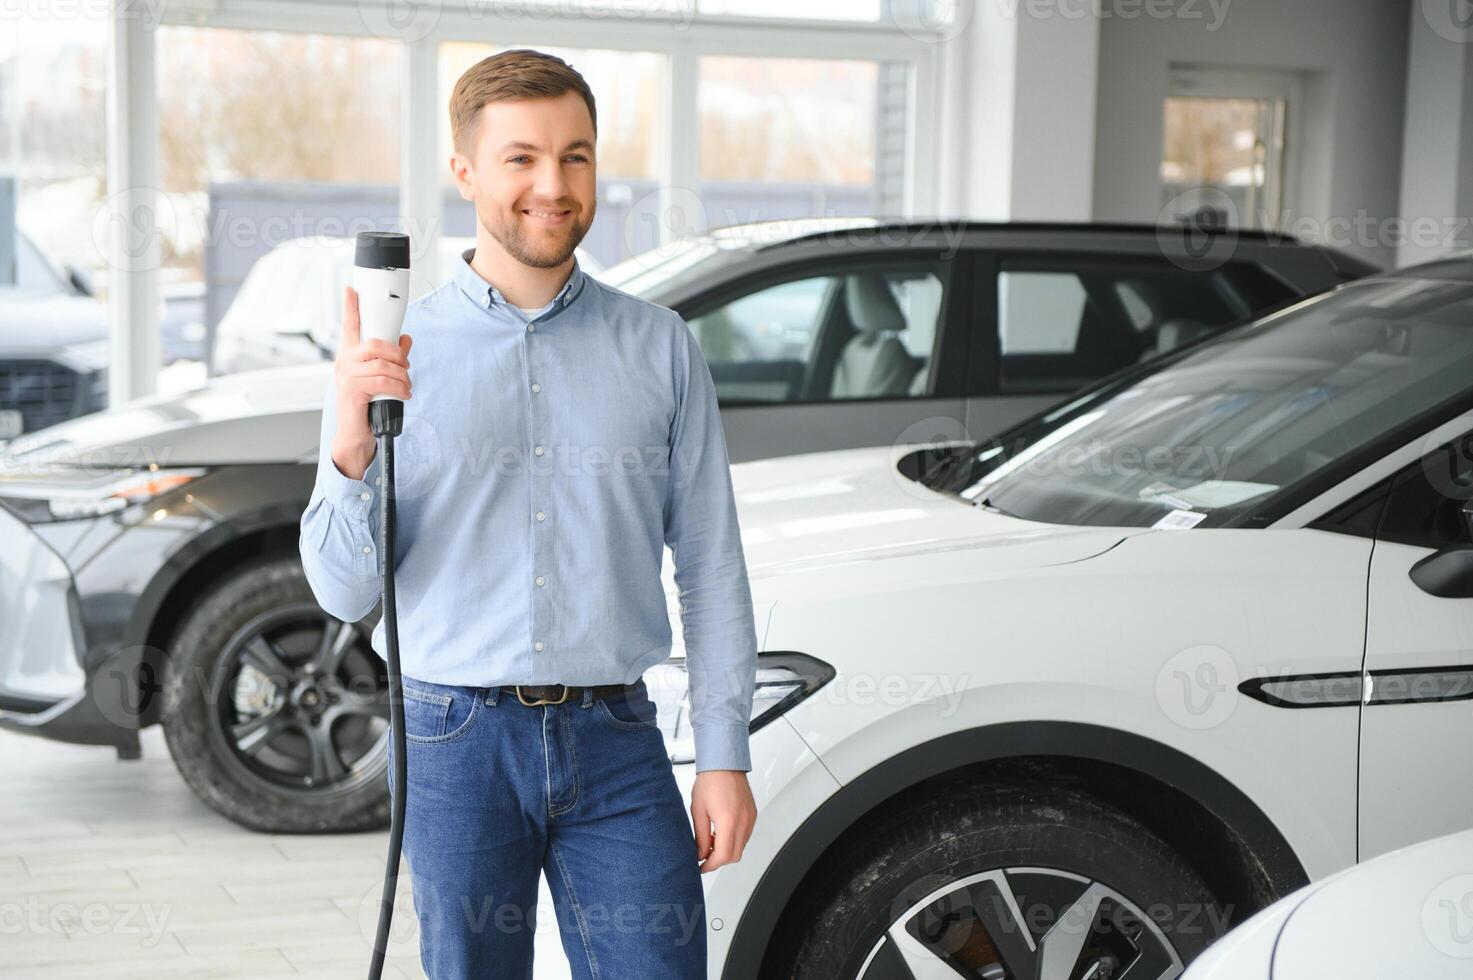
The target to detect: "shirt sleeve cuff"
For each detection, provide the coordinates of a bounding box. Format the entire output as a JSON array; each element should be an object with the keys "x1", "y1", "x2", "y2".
[
  {"x1": 693, "y1": 722, "x2": 752, "y2": 773},
  {"x1": 316, "y1": 448, "x2": 379, "y2": 521}
]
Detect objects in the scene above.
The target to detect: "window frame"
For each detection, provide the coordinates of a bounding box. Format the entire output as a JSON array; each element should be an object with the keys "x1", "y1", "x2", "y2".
[
  {"x1": 1371, "y1": 434, "x2": 1473, "y2": 551},
  {"x1": 673, "y1": 247, "x2": 970, "y2": 408},
  {"x1": 1164, "y1": 65, "x2": 1304, "y2": 234},
  {"x1": 970, "y1": 249, "x2": 1299, "y2": 399},
  {"x1": 107, "y1": 2, "x2": 947, "y2": 399}
]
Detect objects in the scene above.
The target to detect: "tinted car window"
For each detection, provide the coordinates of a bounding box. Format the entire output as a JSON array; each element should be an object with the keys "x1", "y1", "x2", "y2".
[
  {"x1": 926, "y1": 279, "x2": 1473, "y2": 529},
  {"x1": 684, "y1": 259, "x2": 949, "y2": 404},
  {"x1": 1378, "y1": 435, "x2": 1473, "y2": 548},
  {"x1": 995, "y1": 256, "x2": 1299, "y2": 394}
]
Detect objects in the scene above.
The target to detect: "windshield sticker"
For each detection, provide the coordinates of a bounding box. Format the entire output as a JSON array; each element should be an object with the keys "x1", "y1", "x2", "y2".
[
  {"x1": 1140, "y1": 480, "x2": 1278, "y2": 511},
  {"x1": 1153, "y1": 509, "x2": 1208, "y2": 530}
]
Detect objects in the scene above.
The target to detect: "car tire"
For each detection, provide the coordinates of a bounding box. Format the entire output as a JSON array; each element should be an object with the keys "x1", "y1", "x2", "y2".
[
  {"x1": 772, "y1": 780, "x2": 1224, "y2": 979},
  {"x1": 160, "y1": 555, "x2": 390, "y2": 833}
]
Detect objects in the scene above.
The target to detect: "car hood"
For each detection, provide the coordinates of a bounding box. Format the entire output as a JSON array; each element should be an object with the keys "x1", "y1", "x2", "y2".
[
  {"x1": 723, "y1": 442, "x2": 1144, "y2": 593},
  {"x1": 0, "y1": 362, "x2": 332, "y2": 468},
  {"x1": 1186, "y1": 828, "x2": 1473, "y2": 979},
  {"x1": 0, "y1": 367, "x2": 1137, "y2": 585},
  {"x1": 0, "y1": 292, "x2": 108, "y2": 354},
  {"x1": 1268, "y1": 829, "x2": 1473, "y2": 980}
]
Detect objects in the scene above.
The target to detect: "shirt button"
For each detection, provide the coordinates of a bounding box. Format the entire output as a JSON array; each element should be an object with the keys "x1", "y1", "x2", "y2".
[
  {"x1": 527, "y1": 323, "x2": 535, "y2": 333},
  {"x1": 536, "y1": 511, "x2": 546, "y2": 521},
  {"x1": 361, "y1": 545, "x2": 371, "y2": 554},
  {"x1": 483, "y1": 295, "x2": 491, "y2": 307},
  {"x1": 359, "y1": 491, "x2": 371, "y2": 500},
  {"x1": 531, "y1": 383, "x2": 541, "y2": 393},
  {"x1": 534, "y1": 446, "x2": 544, "y2": 456},
  {"x1": 374, "y1": 476, "x2": 381, "y2": 485},
  {"x1": 534, "y1": 641, "x2": 545, "y2": 651},
  {"x1": 535, "y1": 576, "x2": 545, "y2": 587}
]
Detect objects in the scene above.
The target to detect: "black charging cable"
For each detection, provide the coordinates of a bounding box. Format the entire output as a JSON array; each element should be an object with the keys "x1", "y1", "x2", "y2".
[{"x1": 367, "y1": 397, "x2": 404, "y2": 980}]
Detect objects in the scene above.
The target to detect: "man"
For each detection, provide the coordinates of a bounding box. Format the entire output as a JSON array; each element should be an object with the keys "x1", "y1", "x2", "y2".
[{"x1": 299, "y1": 48, "x2": 759, "y2": 979}]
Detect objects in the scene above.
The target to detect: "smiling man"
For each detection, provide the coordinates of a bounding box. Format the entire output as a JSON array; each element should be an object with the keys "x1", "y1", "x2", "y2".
[{"x1": 298, "y1": 48, "x2": 759, "y2": 979}]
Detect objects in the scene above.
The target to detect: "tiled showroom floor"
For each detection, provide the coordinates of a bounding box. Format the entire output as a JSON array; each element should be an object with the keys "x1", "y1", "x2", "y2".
[{"x1": 0, "y1": 725, "x2": 575, "y2": 979}]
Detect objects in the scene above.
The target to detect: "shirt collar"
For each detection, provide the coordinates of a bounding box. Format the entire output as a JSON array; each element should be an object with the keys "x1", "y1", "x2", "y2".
[{"x1": 453, "y1": 246, "x2": 587, "y2": 317}]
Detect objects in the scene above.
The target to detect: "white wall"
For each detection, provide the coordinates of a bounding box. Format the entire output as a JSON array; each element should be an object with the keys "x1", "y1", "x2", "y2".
[
  {"x1": 1090, "y1": 0, "x2": 1410, "y2": 270},
  {"x1": 950, "y1": 0, "x2": 1102, "y2": 221},
  {"x1": 1397, "y1": 3, "x2": 1473, "y2": 268}
]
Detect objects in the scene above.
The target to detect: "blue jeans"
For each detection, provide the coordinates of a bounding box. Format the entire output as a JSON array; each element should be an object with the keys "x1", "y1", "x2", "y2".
[{"x1": 385, "y1": 674, "x2": 707, "y2": 980}]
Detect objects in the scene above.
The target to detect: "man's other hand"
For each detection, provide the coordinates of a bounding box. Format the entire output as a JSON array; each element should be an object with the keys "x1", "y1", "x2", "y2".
[{"x1": 691, "y1": 770, "x2": 757, "y2": 874}]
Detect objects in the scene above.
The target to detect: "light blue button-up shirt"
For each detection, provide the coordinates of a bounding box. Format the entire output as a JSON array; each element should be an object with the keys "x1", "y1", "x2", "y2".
[{"x1": 299, "y1": 248, "x2": 758, "y2": 772}]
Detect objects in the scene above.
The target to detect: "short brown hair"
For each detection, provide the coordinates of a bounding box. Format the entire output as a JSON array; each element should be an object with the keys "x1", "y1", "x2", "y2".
[{"x1": 449, "y1": 49, "x2": 598, "y2": 159}]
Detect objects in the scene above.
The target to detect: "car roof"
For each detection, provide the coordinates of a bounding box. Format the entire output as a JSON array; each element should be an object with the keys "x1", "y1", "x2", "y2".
[
  {"x1": 1381, "y1": 251, "x2": 1473, "y2": 284},
  {"x1": 705, "y1": 216, "x2": 1323, "y2": 252}
]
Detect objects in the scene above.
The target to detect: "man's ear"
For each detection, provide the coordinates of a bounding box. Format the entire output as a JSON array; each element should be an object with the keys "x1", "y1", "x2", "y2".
[{"x1": 448, "y1": 152, "x2": 475, "y2": 201}]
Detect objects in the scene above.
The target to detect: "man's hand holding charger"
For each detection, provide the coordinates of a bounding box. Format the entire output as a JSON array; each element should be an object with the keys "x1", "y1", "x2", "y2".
[{"x1": 331, "y1": 285, "x2": 414, "y2": 481}]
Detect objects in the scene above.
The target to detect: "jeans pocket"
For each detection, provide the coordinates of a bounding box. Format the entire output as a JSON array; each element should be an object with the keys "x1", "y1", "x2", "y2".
[
  {"x1": 595, "y1": 680, "x2": 661, "y2": 731},
  {"x1": 401, "y1": 677, "x2": 480, "y2": 743}
]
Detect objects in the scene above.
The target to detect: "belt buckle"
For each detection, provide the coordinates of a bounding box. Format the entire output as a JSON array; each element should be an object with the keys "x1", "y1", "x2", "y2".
[{"x1": 516, "y1": 684, "x2": 569, "y2": 707}]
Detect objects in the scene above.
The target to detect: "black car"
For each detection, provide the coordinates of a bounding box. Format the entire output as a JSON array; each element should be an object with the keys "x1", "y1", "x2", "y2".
[
  {"x1": 594, "y1": 218, "x2": 1375, "y2": 462},
  {"x1": 0, "y1": 219, "x2": 1376, "y2": 832}
]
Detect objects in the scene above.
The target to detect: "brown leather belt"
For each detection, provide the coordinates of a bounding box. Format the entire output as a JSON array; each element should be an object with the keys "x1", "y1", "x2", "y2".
[{"x1": 505, "y1": 683, "x2": 634, "y2": 707}]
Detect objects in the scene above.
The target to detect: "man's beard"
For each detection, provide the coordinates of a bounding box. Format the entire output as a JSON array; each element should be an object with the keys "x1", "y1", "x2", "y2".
[{"x1": 481, "y1": 199, "x2": 594, "y2": 269}]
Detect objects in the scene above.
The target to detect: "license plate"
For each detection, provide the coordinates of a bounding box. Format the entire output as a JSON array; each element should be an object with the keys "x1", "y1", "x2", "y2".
[{"x1": 0, "y1": 410, "x2": 21, "y2": 439}]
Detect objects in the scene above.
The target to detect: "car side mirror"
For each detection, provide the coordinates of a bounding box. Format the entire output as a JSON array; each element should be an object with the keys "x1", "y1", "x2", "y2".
[
  {"x1": 275, "y1": 328, "x2": 336, "y2": 361},
  {"x1": 66, "y1": 264, "x2": 93, "y2": 297},
  {"x1": 1409, "y1": 499, "x2": 1473, "y2": 598}
]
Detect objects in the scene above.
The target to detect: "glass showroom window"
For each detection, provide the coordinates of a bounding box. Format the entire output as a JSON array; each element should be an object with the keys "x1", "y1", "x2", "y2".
[
  {"x1": 697, "y1": 56, "x2": 907, "y2": 228},
  {"x1": 700, "y1": 0, "x2": 884, "y2": 19},
  {"x1": 438, "y1": 42, "x2": 666, "y2": 272},
  {"x1": 1159, "y1": 68, "x2": 1294, "y2": 234},
  {"x1": 0, "y1": 14, "x2": 111, "y2": 444},
  {"x1": 156, "y1": 27, "x2": 401, "y2": 383},
  {"x1": 699, "y1": 0, "x2": 958, "y2": 28}
]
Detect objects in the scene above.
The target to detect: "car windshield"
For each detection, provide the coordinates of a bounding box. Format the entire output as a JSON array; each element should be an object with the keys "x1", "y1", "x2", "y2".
[
  {"x1": 923, "y1": 276, "x2": 1473, "y2": 528},
  {"x1": 594, "y1": 237, "x2": 727, "y2": 297}
]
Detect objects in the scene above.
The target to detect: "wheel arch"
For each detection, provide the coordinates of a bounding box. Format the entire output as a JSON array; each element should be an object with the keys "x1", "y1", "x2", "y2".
[
  {"x1": 127, "y1": 507, "x2": 312, "y2": 730},
  {"x1": 728, "y1": 720, "x2": 1309, "y2": 980}
]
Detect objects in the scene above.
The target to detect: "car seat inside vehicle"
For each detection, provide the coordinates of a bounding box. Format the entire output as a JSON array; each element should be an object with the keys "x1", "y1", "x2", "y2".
[
  {"x1": 831, "y1": 272, "x2": 922, "y2": 399},
  {"x1": 1150, "y1": 317, "x2": 1213, "y2": 357}
]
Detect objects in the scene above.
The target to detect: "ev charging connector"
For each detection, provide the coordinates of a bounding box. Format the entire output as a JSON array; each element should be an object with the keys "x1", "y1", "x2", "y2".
[{"x1": 355, "y1": 230, "x2": 410, "y2": 980}]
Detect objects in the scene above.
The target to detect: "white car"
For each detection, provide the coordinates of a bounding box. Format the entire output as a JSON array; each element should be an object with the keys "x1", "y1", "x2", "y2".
[
  {"x1": 676, "y1": 254, "x2": 1473, "y2": 978},
  {"x1": 6, "y1": 252, "x2": 1471, "y2": 980},
  {"x1": 208, "y1": 234, "x2": 603, "y2": 375},
  {"x1": 1182, "y1": 827, "x2": 1473, "y2": 979}
]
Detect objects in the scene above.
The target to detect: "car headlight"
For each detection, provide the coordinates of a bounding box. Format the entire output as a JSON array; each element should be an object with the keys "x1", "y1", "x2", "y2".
[
  {"x1": 0, "y1": 464, "x2": 207, "y2": 524},
  {"x1": 646, "y1": 651, "x2": 834, "y2": 765},
  {"x1": 50, "y1": 338, "x2": 111, "y2": 375}
]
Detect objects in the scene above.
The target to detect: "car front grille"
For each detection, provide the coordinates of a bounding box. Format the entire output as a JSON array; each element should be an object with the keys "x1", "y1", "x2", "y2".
[{"x1": 0, "y1": 360, "x2": 97, "y2": 433}]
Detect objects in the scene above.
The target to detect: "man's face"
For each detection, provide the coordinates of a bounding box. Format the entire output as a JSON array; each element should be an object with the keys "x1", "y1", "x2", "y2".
[{"x1": 452, "y1": 90, "x2": 597, "y2": 270}]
